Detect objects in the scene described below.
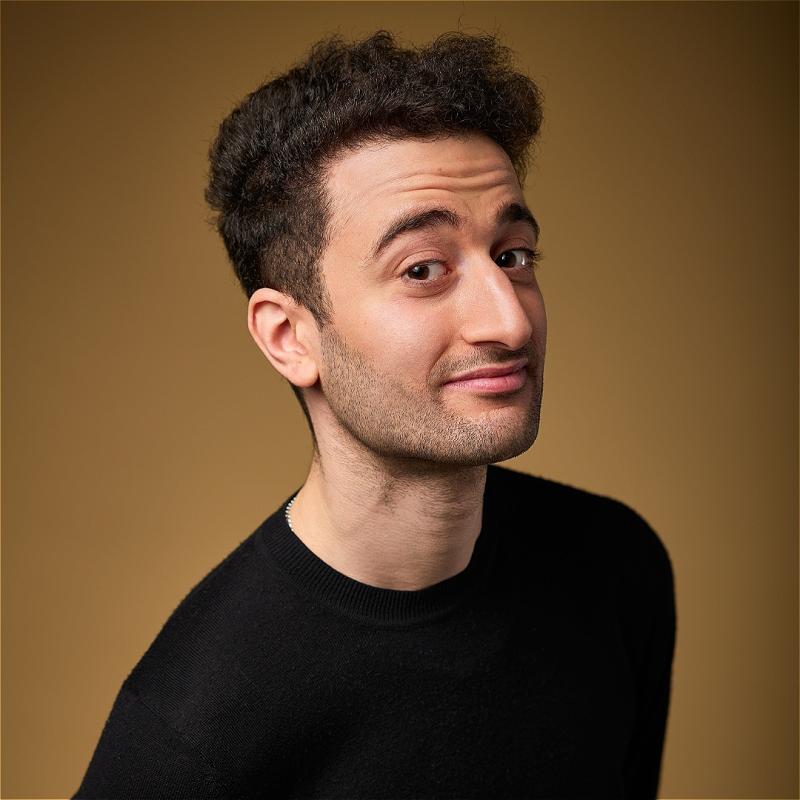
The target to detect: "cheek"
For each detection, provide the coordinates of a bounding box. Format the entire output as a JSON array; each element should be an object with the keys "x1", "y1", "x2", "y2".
[
  {"x1": 342, "y1": 295, "x2": 453, "y2": 377},
  {"x1": 377, "y1": 304, "x2": 448, "y2": 363}
]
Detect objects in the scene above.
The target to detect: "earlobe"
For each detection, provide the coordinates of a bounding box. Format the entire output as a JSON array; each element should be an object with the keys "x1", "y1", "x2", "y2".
[{"x1": 247, "y1": 288, "x2": 319, "y2": 388}]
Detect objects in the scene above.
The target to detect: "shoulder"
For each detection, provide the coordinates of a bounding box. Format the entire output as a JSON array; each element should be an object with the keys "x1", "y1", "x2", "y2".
[
  {"x1": 120, "y1": 520, "x2": 282, "y2": 722},
  {"x1": 486, "y1": 463, "x2": 674, "y2": 589},
  {"x1": 112, "y1": 514, "x2": 300, "y2": 770},
  {"x1": 93, "y1": 513, "x2": 297, "y2": 779}
]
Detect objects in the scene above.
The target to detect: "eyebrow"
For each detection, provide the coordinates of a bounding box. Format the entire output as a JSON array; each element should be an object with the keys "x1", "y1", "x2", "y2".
[{"x1": 365, "y1": 200, "x2": 540, "y2": 266}]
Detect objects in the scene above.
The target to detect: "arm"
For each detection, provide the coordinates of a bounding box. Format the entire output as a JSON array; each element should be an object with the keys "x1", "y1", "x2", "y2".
[
  {"x1": 622, "y1": 525, "x2": 677, "y2": 799},
  {"x1": 73, "y1": 682, "x2": 232, "y2": 799}
]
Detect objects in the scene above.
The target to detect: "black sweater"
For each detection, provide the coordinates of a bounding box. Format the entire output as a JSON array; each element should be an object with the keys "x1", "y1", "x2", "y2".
[{"x1": 74, "y1": 464, "x2": 676, "y2": 799}]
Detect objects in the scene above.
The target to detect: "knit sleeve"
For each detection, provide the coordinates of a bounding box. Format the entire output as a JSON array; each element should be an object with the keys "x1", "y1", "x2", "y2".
[
  {"x1": 621, "y1": 518, "x2": 677, "y2": 799},
  {"x1": 72, "y1": 682, "x2": 232, "y2": 799}
]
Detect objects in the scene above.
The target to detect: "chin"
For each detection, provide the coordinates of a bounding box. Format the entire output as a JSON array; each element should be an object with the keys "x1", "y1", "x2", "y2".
[
  {"x1": 479, "y1": 436, "x2": 538, "y2": 465},
  {"x1": 434, "y1": 425, "x2": 540, "y2": 467}
]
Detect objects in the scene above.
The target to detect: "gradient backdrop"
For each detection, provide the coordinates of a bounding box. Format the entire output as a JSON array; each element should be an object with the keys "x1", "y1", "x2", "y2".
[{"x1": 3, "y1": 2, "x2": 798, "y2": 797}]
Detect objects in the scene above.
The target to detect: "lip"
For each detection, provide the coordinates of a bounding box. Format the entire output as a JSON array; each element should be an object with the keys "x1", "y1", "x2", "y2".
[
  {"x1": 443, "y1": 359, "x2": 529, "y2": 394},
  {"x1": 445, "y1": 358, "x2": 529, "y2": 383}
]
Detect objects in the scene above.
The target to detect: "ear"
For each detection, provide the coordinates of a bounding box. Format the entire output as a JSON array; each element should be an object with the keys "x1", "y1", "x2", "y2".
[{"x1": 247, "y1": 288, "x2": 319, "y2": 388}]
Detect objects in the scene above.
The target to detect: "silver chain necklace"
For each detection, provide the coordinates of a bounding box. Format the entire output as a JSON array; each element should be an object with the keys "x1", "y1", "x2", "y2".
[{"x1": 285, "y1": 494, "x2": 298, "y2": 534}]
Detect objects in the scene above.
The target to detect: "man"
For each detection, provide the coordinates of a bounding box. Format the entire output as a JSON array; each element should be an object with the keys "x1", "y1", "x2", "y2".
[{"x1": 74, "y1": 30, "x2": 676, "y2": 799}]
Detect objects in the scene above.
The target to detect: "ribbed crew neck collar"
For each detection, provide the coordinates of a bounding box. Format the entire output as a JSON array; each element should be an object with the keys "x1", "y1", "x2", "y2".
[{"x1": 254, "y1": 468, "x2": 501, "y2": 626}]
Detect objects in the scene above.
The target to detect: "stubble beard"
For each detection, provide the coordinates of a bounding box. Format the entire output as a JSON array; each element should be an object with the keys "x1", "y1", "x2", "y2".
[{"x1": 316, "y1": 324, "x2": 544, "y2": 468}]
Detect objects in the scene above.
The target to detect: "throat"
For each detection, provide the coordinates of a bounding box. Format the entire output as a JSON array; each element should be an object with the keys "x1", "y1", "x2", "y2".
[{"x1": 285, "y1": 462, "x2": 487, "y2": 590}]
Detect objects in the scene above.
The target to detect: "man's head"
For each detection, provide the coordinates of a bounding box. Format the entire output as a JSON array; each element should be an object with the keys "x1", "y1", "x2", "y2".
[{"x1": 206, "y1": 30, "x2": 546, "y2": 466}]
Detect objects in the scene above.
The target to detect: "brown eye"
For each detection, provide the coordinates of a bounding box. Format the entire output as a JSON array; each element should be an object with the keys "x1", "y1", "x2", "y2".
[
  {"x1": 495, "y1": 248, "x2": 541, "y2": 269},
  {"x1": 405, "y1": 262, "x2": 447, "y2": 282}
]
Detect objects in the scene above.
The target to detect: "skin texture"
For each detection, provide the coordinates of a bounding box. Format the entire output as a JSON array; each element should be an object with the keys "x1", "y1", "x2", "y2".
[{"x1": 248, "y1": 132, "x2": 547, "y2": 590}]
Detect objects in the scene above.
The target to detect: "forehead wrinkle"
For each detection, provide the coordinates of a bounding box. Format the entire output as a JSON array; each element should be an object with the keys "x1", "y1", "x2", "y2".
[
  {"x1": 332, "y1": 140, "x2": 513, "y2": 185},
  {"x1": 331, "y1": 170, "x2": 518, "y2": 244},
  {"x1": 323, "y1": 140, "x2": 522, "y2": 265},
  {"x1": 323, "y1": 129, "x2": 517, "y2": 208},
  {"x1": 385, "y1": 165, "x2": 517, "y2": 193},
  {"x1": 334, "y1": 168, "x2": 511, "y2": 212}
]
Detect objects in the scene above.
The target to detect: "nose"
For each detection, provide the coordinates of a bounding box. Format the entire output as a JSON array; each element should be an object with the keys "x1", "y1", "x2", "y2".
[{"x1": 456, "y1": 256, "x2": 536, "y2": 351}]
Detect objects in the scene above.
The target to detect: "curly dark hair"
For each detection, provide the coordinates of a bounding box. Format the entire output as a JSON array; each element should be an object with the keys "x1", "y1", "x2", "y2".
[{"x1": 205, "y1": 29, "x2": 544, "y2": 435}]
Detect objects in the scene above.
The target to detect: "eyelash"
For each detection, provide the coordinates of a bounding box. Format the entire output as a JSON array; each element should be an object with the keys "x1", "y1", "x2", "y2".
[{"x1": 402, "y1": 247, "x2": 543, "y2": 287}]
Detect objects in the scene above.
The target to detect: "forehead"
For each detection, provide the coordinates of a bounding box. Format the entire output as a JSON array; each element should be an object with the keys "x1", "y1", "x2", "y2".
[{"x1": 322, "y1": 133, "x2": 524, "y2": 243}]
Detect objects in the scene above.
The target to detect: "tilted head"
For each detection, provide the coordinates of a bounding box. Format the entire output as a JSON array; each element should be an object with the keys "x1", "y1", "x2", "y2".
[{"x1": 206, "y1": 30, "x2": 546, "y2": 463}]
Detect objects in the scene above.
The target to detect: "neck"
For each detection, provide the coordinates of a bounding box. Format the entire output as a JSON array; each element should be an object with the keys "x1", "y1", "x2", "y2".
[{"x1": 288, "y1": 433, "x2": 488, "y2": 591}]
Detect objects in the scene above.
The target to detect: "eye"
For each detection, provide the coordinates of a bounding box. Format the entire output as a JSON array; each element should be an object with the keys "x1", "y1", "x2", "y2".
[
  {"x1": 403, "y1": 261, "x2": 448, "y2": 283},
  {"x1": 495, "y1": 248, "x2": 542, "y2": 270}
]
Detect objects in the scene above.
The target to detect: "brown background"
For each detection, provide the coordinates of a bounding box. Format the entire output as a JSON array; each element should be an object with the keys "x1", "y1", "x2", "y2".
[{"x1": 2, "y1": 2, "x2": 797, "y2": 797}]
